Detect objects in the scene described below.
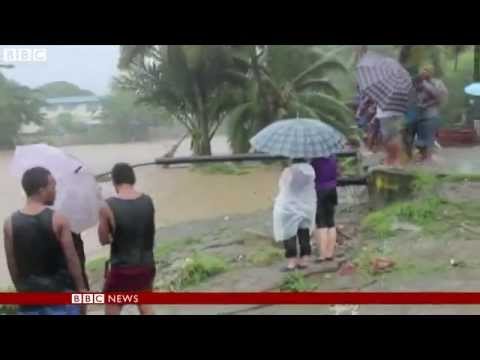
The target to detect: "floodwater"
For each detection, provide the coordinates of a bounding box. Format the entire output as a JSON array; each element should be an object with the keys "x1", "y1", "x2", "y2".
[{"x1": 0, "y1": 136, "x2": 280, "y2": 287}]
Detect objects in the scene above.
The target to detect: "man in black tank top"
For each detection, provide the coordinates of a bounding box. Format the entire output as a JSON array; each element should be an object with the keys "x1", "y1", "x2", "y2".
[
  {"x1": 98, "y1": 163, "x2": 156, "y2": 315},
  {"x1": 3, "y1": 167, "x2": 87, "y2": 315}
]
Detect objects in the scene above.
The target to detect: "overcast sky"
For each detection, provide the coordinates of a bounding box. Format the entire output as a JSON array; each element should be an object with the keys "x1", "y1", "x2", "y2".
[{"x1": 0, "y1": 45, "x2": 119, "y2": 95}]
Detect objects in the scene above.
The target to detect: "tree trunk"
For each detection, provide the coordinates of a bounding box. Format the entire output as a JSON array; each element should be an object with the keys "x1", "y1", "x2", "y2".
[
  {"x1": 250, "y1": 46, "x2": 273, "y2": 132},
  {"x1": 192, "y1": 83, "x2": 212, "y2": 156},
  {"x1": 474, "y1": 45, "x2": 480, "y2": 82}
]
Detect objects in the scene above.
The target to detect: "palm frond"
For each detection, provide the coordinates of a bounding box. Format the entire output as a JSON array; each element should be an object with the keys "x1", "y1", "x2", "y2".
[
  {"x1": 292, "y1": 59, "x2": 348, "y2": 87},
  {"x1": 295, "y1": 78, "x2": 341, "y2": 98},
  {"x1": 118, "y1": 45, "x2": 152, "y2": 69}
]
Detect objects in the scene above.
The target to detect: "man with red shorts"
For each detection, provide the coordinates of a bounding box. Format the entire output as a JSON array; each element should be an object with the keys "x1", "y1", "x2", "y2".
[{"x1": 98, "y1": 163, "x2": 156, "y2": 315}]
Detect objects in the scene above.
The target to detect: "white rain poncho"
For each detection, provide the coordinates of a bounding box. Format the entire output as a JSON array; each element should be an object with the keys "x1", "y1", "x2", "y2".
[{"x1": 273, "y1": 163, "x2": 317, "y2": 242}]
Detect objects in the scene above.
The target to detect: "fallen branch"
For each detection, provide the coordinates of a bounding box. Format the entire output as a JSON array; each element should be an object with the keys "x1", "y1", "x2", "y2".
[{"x1": 162, "y1": 133, "x2": 189, "y2": 168}]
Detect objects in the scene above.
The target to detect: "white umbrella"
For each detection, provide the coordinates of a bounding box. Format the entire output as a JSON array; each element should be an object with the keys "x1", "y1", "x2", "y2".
[
  {"x1": 9, "y1": 143, "x2": 84, "y2": 179},
  {"x1": 53, "y1": 170, "x2": 102, "y2": 233},
  {"x1": 9, "y1": 143, "x2": 101, "y2": 233}
]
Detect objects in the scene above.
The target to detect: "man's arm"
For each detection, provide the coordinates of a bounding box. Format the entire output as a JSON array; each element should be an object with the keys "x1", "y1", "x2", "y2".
[
  {"x1": 54, "y1": 214, "x2": 87, "y2": 292},
  {"x1": 98, "y1": 206, "x2": 114, "y2": 246},
  {"x1": 3, "y1": 218, "x2": 20, "y2": 289}
]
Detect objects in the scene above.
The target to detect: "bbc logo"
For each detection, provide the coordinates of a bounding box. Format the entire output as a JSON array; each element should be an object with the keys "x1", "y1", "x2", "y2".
[
  {"x1": 2, "y1": 48, "x2": 48, "y2": 63},
  {"x1": 71, "y1": 293, "x2": 105, "y2": 304}
]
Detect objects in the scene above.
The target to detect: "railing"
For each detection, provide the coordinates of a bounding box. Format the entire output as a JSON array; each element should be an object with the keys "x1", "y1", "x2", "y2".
[{"x1": 96, "y1": 152, "x2": 368, "y2": 187}]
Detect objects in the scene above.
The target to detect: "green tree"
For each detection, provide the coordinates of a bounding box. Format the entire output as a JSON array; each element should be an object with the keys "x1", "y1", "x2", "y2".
[
  {"x1": 474, "y1": 45, "x2": 480, "y2": 82},
  {"x1": 36, "y1": 81, "x2": 95, "y2": 98},
  {"x1": 0, "y1": 73, "x2": 44, "y2": 148},
  {"x1": 100, "y1": 89, "x2": 172, "y2": 142},
  {"x1": 117, "y1": 45, "x2": 246, "y2": 155},
  {"x1": 225, "y1": 45, "x2": 353, "y2": 153}
]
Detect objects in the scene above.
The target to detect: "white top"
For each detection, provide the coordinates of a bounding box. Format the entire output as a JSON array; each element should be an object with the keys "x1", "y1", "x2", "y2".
[{"x1": 273, "y1": 163, "x2": 317, "y2": 242}]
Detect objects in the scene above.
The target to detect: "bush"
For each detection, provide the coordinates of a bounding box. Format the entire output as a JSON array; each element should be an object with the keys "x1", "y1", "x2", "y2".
[{"x1": 173, "y1": 253, "x2": 228, "y2": 289}]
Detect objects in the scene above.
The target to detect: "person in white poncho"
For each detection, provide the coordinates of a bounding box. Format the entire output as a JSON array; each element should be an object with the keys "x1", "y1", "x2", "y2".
[{"x1": 273, "y1": 159, "x2": 317, "y2": 271}]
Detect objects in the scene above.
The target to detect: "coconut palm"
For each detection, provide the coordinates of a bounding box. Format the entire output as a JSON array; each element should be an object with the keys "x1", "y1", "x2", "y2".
[
  {"x1": 116, "y1": 45, "x2": 246, "y2": 155},
  {"x1": 225, "y1": 45, "x2": 353, "y2": 153}
]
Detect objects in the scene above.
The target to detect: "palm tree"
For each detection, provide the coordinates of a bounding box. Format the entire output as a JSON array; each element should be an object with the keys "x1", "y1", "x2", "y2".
[
  {"x1": 116, "y1": 45, "x2": 246, "y2": 155},
  {"x1": 474, "y1": 45, "x2": 480, "y2": 82},
  {"x1": 225, "y1": 46, "x2": 353, "y2": 153}
]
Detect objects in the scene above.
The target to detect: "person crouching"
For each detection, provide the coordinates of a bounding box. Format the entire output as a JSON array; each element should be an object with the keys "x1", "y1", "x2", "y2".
[{"x1": 273, "y1": 158, "x2": 316, "y2": 272}]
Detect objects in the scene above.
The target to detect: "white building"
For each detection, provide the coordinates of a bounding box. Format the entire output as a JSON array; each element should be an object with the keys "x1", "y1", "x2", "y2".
[{"x1": 20, "y1": 95, "x2": 102, "y2": 134}]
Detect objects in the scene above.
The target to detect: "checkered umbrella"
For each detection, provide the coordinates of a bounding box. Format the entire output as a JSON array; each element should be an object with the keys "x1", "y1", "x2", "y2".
[
  {"x1": 249, "y1": 118, "x2": 346, "y2": 158},
  {"x1": 356, "y1": 52, "x2": 412, "y2": 113}
]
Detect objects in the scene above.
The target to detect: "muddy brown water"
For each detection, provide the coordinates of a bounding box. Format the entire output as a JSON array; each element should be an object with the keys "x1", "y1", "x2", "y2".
[{"x1": 0, "y1": 136, "x2": 281, "y2": 287}]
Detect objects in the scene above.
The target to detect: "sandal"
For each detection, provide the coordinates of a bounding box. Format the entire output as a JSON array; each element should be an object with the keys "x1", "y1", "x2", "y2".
[
  {"x1": 296, "y1": 264, "x2": 309, "y2": 270},
  {"x1": 281, "y1": 266, "x2": 296, "y2": 273}
]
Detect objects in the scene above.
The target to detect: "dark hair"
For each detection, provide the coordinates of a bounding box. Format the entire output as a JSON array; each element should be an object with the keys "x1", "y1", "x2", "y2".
[
  {"x1": 111, "y1": 163, "x2": 136, "y2": 186},
  {"x1": 21, "y1": 167, "x2": 52, "y2": 197}
]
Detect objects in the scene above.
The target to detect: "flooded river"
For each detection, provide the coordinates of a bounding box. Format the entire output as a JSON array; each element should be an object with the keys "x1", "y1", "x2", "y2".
[{"x1": 0, "y1": 136, "x2": 281, "y2": 287}]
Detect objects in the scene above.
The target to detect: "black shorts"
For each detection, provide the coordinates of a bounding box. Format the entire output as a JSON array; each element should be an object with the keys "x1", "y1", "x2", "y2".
[{"x1": 316, "y1": 188, "x2": 338, "y2": 228}]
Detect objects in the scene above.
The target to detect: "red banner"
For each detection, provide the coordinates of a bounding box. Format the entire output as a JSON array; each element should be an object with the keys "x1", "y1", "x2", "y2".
[{"x1": 4, "y1": 292, "x2": 480, "y2": 305}]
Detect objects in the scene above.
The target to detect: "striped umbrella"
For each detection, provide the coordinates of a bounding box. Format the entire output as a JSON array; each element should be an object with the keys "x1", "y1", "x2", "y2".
[
  {"x1": 356, "y1": 52, "x2": 412, "y2": 113},
  {"x1": 250, "y1": 118, "x2": 346, "y2": 159}
]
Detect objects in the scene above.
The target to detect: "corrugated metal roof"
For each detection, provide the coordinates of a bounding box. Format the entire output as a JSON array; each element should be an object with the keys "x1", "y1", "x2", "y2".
[{"x1": 45, "y1": 96, "x2": 100, "y2": 105}]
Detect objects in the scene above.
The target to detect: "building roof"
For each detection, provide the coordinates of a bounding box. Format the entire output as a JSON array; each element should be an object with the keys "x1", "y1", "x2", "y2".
[{"x1": 45, "y1": 96, "x2": 100, "y2": 105}]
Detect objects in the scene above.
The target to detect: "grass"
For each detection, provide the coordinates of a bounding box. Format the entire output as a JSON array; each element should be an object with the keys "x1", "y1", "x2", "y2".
[
  {"x1": 352, "y1": 244, "x2": 450, "y2": 279},
  {"x1": 362, "y1": 197, "x2": 447, "y2": 239},
  {"x1": 247, "y1": 246, "x2": 284, "y2": 267},
  {"x1": 279, "y1": 272, "x2": 318, "y2": 292},
  {"x1": 154, "y1": 237, "x2": 202, "y2": 260},
  {"x1": 411, "y1": 171, "x2": 441, "y2": 193},
  {"x1": 191, "y1": 163, "x2": 254, "y2": 176},
  {"x1": 171, "y1": 252, "x2": 229, "y2": 290}
]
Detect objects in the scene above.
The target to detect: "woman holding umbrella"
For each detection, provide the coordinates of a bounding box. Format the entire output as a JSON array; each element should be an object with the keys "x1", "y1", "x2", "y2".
[
  {"x1": 250, "y1": 118, "x2": 346, "y2": 271},
  {"x1": 356, "y1": 52, "x2": 414, "y2": 166}
]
